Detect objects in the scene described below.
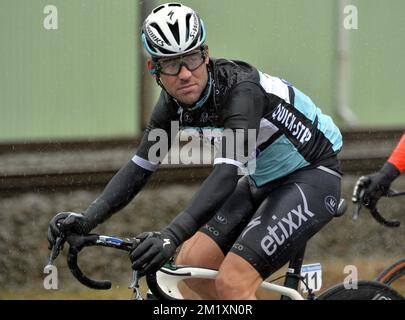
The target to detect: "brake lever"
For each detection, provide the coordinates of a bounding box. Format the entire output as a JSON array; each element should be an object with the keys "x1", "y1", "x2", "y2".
[
  {"x1": 352, "y1": 203, "x2": 361, "y2": 220},
  {"x1": 387, "y1": 189, "x2": 405, "y2": 198},
  {"x1": 352, "y1": 188, "x2": 365, "y2": 221},
  {"x1": 46, "y1": 236, "x2": 66, "y2": 267},
  {"x1": 128, "y1": 238, "x2": 143, "y2": 299},
  {"x1": 129, "y1": 270, "x2": 143, "y2": 300}
]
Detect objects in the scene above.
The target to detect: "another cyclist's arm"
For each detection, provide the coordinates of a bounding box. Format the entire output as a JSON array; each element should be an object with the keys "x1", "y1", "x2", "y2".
[
  {"x1": 352, "y1": 133, "x2": 404, "y2": 207},
  {"x1": 387, "y1": 133, "x2": 405, "y2": 174}
]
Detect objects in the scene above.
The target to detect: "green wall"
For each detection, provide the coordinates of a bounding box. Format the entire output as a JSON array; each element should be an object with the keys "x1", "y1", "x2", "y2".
[
  {"x1": 0, "y1": 0, "x2": 139, "y2": 141},
  {"x1": 1, "y1": 0, "x2": 404, "y2": 142},
  {"x1": 349, "y1": 0, "x2": 405, "y2": 127}
]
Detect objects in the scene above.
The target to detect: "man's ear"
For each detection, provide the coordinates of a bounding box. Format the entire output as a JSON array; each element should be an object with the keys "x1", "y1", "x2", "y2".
[
  {"x1": 203, "y1": 44, "x2": 209, "y2": 64},
  {"x1": 147, "y1": 59, "x2": 157, "y2": 76}
]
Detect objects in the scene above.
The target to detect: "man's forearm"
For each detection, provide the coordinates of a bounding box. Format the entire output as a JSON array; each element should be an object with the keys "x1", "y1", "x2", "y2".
[
  {"x1": 165, "y1": 163, "x2": 239, "y2": 244},
  {"x1": 84, "y1": 160, "x2": 153, "y2": 227}
]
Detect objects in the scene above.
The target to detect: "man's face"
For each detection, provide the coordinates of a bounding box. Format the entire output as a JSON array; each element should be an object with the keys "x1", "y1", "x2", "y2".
[{"x1": 149, "y1": 47, "x2": 209, "y2": 105}]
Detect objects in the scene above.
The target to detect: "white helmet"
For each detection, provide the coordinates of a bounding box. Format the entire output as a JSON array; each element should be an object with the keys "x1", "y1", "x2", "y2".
[{"x1": 142, "y1": 2, "x2": 206, "y2": 58}]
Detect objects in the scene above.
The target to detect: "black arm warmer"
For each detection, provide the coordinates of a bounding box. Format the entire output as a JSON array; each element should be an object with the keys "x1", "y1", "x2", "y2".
[
  {"x1": 84, "y1": 160, "x2": 153, "y2": 228},
  {"x1": 164, "y1": 163, "x2": 239, "y2": 245},
  {"x1": 381, "y1": 162, "x2": 401, "y2": 183}
]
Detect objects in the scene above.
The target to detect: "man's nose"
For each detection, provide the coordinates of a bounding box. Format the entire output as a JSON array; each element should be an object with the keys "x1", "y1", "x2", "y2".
[{"x1": 178, "y1": 65, "x2": 192, "y2": 80}]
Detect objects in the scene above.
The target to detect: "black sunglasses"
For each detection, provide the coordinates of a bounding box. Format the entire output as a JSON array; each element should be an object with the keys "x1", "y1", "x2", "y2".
[{"x1": 155, "y1": 49, "x2": 207, "y2": 76}]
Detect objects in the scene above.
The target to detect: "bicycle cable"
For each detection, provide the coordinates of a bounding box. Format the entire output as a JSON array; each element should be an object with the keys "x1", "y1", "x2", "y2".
[{"x1": 268, "y1": 273, "x2": 316, "y2": 299}]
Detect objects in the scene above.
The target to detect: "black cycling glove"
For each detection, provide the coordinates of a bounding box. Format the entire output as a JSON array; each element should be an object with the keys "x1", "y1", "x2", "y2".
[
  {"x1": 352, "y1": 162, "x2": 400, "y2": 209},
  {"x1": 47, "y1": 212, "x2": 96, "y2": 249},
  {"x1": 130, "y1": 230, "x2": 178, "y2": 277}
]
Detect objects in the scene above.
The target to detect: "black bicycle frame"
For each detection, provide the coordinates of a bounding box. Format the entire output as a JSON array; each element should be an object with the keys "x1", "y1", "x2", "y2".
[{"x1": 280, "y1": 244, "x2": 306, "y2": 300}]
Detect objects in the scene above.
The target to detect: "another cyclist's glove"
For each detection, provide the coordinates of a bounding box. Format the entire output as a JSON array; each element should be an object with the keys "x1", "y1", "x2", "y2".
[
  {"x1": 47, "y1": 212, "x2": 96, "y2": 249},
  {"x1": 130, "y1": 230, "x2": 178, "y2": 277},
  {"x1": 352, "y1": 162, "x2": 400, "y2": 209}
]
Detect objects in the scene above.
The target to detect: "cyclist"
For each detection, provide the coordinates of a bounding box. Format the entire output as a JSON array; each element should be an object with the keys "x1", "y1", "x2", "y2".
[
  {"x1": 353, "y1": 134, "x2": 405, "y2": 209},
  {"x1": 47, "y1": 2, "x2": 343, "y2": 299}
]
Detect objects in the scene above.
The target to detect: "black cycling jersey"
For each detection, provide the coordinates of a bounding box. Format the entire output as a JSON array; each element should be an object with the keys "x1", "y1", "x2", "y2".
[{"x1": 85, "y1": 57, "x2": 343, "y2": 248}]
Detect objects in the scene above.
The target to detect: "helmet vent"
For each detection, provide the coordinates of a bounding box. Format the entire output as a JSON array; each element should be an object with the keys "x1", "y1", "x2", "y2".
[
  {"x1": 153, "y1": 5, "x2": 164, "y2": 13},
  {"x1": 168, "y1": 3, "x2": 181, "y2": 7},
  {"x1": 185, "y1": 13, "x2": 192, "y2": 42},
  {"x1": 150, "y1": 22, "x2": 170, "y2": 46},
  {"x1": 168, "y1": 21, "x2": 180, "y2": 46}
]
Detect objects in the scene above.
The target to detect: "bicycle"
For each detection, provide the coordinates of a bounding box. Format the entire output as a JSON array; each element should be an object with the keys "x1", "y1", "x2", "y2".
[
  {"x1": 353, "y1": 188, "x2": 405, "y2": 289},
  {"x1": 46, "y1": 200, "x2": 404, "y2": 300}
]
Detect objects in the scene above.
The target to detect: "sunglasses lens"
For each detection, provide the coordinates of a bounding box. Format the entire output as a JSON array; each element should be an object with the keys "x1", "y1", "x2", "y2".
[
  {"x1": 158, "y1": 51, "x2": 205, "y2": 75},
  {"x1": 159, "y1": 59, "x2": 181, "y2": 75}
]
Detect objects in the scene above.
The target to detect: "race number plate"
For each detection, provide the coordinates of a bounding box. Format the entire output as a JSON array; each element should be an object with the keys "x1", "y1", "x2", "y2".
[{"x1": 300, "y1": 263, "x2": 322, "y2": 293}]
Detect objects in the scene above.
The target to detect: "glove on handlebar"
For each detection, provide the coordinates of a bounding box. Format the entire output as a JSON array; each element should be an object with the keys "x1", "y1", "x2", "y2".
[
  {"x1": 352, "y1": 162, "x2": 400, "y2": 208},
  {"x1": 47, "y1": 212, "x2": 96, "y2": 250},
  {"x1": 129, "y1": 229, "x2": 178, "y2": 277}
]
